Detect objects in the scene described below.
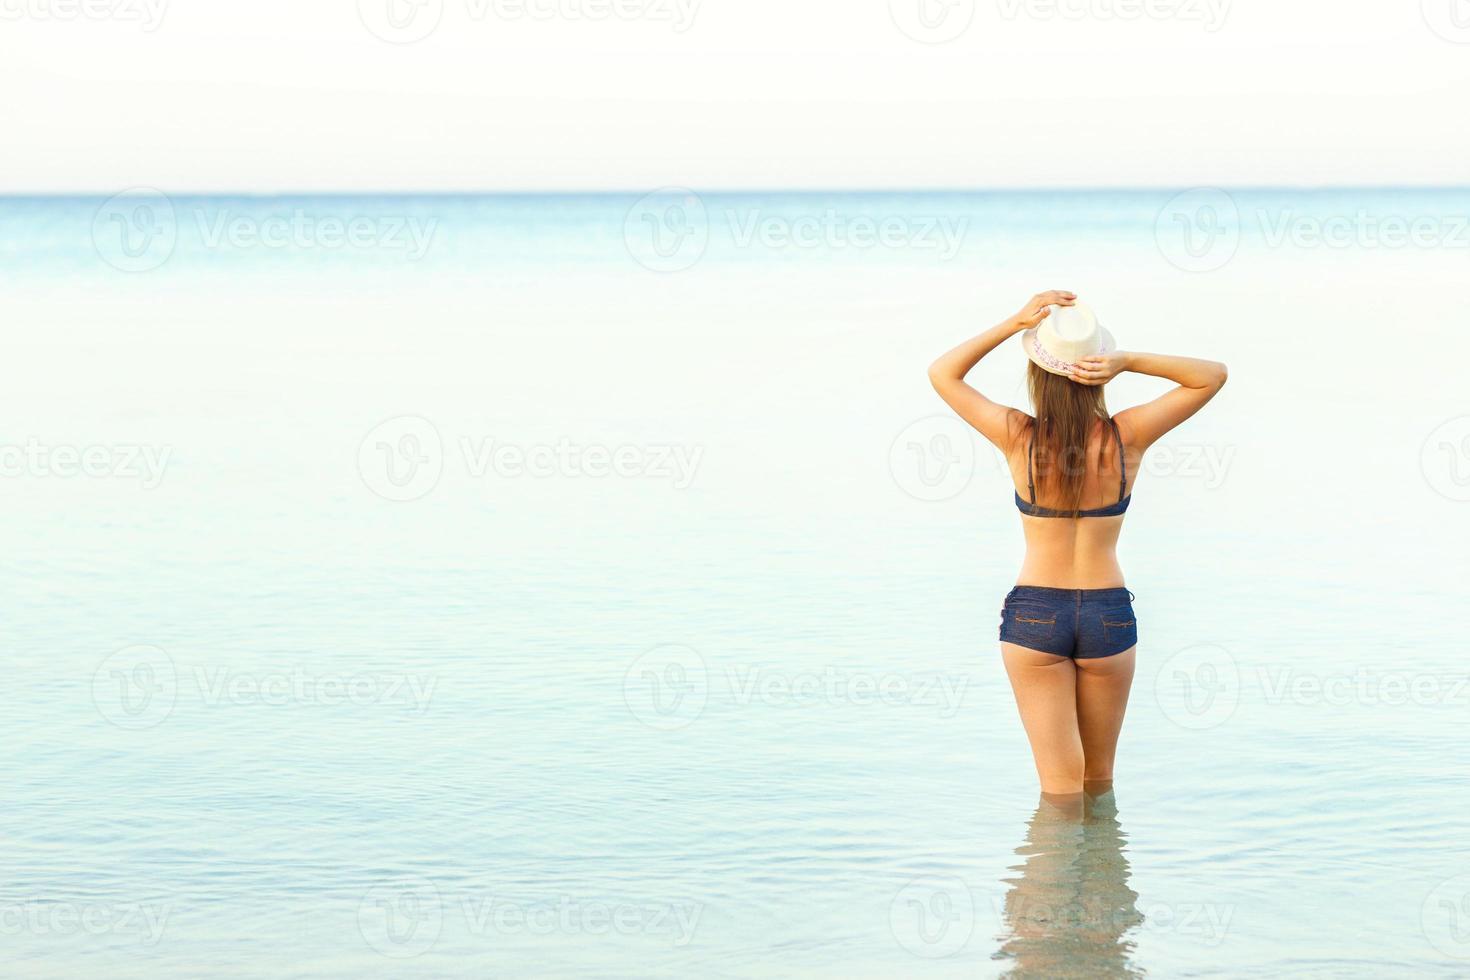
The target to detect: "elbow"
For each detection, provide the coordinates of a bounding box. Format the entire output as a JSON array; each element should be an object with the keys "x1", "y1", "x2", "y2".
[
  {"x1": 1213, "y1": 362, "x2": 1229, "y2": 389},
  {"x1": 927, "y1": 361, "x2": 949, "y2": 389}
]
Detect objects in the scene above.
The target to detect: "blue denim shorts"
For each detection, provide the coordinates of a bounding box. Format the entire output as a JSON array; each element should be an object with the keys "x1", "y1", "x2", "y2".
[{"x1": 998, "y1": 586, "x2": 1138, "y2": 659}]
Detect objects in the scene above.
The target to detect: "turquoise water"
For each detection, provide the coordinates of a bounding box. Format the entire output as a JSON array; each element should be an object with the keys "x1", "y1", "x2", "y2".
[{"x1": 3, "y1": 189, "x2": 1469, "y2": 977}]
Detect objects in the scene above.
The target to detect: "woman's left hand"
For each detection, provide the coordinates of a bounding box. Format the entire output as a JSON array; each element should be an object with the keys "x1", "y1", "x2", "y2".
[
  {"x1": 1071, "y1": 351, "x2": 1129, "y2": 386},
  {"x1": 1013, "y1": 290, "x2": 1076, "y2": 331}
]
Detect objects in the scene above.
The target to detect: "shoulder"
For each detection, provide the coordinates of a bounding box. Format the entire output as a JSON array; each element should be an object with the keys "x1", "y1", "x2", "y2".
[
  {"x1": 1004, "y1": 409, "x2": 1033, "y2": 445},
  {"x1": 992, "y1": 409, "x2": 1033, "y2": 461},
  {"x1": 1110, "y1": 408, "x2": 1141, "y2": 448}
]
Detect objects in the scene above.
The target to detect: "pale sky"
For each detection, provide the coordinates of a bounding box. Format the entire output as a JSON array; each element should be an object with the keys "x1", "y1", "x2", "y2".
[{"x1": 3, "y1": 0, "x2": 1468, "y2": 192}]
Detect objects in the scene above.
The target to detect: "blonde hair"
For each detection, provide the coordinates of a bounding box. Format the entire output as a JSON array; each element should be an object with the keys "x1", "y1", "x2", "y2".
[{"x1": 1022, "y1": 361, "x2": 1115, "y2": 517}]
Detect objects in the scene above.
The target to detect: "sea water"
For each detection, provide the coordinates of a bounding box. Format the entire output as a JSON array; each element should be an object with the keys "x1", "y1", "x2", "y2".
[{"x1": 2, "y1": 188, "x2": 1468, "y2": 977}]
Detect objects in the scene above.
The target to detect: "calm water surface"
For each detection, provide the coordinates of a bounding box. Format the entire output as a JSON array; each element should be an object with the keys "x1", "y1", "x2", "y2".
[{"x1": 2, "y1": 190, "x2": 1469, "y2": 977}]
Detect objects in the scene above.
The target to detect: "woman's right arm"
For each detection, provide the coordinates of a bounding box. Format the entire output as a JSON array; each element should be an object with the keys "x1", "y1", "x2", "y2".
[{"x1": 1072, "y1": 351, "x2": 1228, "y2": 449}]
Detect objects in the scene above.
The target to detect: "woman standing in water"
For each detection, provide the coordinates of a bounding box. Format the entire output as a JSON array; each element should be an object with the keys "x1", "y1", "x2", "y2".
[{"x1": 928, "y1": 290, "x2": 1227, "y2": 798}]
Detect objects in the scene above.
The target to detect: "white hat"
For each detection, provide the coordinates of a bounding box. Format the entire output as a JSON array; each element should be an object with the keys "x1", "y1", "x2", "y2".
[{"x1": 1021, "y1": 302, "x2": 1117, "y2": 377}]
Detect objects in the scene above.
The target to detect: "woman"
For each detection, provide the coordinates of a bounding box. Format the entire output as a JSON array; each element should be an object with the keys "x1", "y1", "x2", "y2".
[{"x1": 928, "y1": 290, "x2": 1227, "y2": 798}]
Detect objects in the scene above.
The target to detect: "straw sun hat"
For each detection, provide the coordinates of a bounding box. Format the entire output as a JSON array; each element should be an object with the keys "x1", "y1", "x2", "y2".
[{"x1": 1021, "y1": 302, "x2": 1117, "y2": 377}]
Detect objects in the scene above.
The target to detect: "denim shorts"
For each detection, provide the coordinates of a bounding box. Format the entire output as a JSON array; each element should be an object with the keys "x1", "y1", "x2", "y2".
[{"x1": 998, "y1": 586, "x2": 1138, "y2": 659}]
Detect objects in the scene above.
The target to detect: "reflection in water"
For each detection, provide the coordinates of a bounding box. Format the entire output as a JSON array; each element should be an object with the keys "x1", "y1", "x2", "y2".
[{"x1": 995, "y1": 789, "x2": 1145, "y2": 978}]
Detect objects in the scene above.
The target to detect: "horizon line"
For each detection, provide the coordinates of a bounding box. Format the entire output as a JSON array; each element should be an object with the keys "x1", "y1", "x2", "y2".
[{"x1": 2, "y1": 183, "x2": 1469, "y2": 200}]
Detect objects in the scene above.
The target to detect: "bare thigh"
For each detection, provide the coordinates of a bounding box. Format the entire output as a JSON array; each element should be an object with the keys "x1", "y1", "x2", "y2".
[
  {"x1": 1074, "y1": 647, "x2": 1136, "y2": 782},
  {"x1": 1001, "y1": 643, "x2": 1083, "y2": 795}
]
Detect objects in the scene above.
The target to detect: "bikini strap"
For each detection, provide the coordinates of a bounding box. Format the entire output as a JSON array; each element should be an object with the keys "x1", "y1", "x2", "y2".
[
  {"x1": 1109, "y1": 416, "x2": 1127, "y2": 502},
  {"x1": 1025, "y1": 422, "x2": 1037, "y2": 503}
]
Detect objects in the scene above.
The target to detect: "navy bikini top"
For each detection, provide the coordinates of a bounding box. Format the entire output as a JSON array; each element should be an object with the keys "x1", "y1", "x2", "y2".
[{"x1": 1015, "y1": 417, "x2": 1131, "y2": 519}]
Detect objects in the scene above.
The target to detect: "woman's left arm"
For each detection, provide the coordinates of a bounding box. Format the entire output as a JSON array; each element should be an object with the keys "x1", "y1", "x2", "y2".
[{"x1": 927, "y1": 290, "x2": 1075, "y2": 451}]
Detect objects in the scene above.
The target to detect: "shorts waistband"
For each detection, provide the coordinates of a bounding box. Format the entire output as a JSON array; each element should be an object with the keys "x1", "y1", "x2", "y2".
[{"x1": 1008, "y1": 585, "x2": 1135, "y2": 602}]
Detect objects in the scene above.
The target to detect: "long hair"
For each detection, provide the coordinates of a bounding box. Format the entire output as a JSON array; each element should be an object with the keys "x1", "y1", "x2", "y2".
[{"x1": 1024, "y1": 361, "x2": 1112, "y2": 517}]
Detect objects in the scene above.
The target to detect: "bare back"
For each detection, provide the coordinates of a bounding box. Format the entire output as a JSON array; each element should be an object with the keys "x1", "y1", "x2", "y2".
[{"x1": 1005, "y1": 415, "x2": 1140, "y2": 589}]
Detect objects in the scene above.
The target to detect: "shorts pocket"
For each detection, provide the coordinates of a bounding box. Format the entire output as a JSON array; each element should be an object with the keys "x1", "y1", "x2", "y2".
[
  {"x1": 1004, "y1": 601, "x2": 1057, "y2": 642},
  {"x1": 1100, "y1": 605, "x2": 1137, "y2": 650}
]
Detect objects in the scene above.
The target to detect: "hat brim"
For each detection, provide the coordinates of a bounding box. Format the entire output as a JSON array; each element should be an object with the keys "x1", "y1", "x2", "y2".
[{"x1": 1022, "y1": 326, "x2": 1118, "y2": 378}]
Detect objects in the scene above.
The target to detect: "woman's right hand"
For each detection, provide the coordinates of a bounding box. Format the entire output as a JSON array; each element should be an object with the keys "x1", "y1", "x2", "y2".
[
  {"x1": 1013, "y1": 290, "x2": 1077, "y2": 331},
  {"x1": 1071, "y1": 351, "x2": 1130, "y2": 386}
]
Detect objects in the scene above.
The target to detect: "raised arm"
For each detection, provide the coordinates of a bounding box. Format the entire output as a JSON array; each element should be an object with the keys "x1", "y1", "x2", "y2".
[
  {"x1": 928, "y1": 290, "x2": 1076, "y2": 451},
  {"x1": 1071, "y1": 350, "x2": 1228, "y2": 449}
]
